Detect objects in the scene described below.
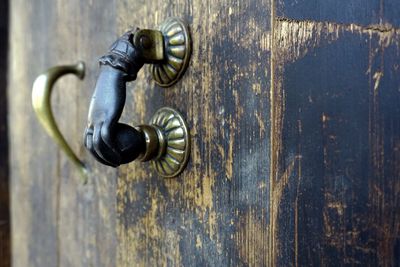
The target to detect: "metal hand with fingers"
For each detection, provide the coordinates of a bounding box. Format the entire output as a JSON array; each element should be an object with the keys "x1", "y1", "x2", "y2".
[
  {"x1": 32, "y1": 18, "x2": 191, "y2": 178},
  {"x1": 84, "y1": 30, "x2": 146, "y2": 167},
  {"x1": 84, "y1": 18, "x2": 192, "y2": 177}
]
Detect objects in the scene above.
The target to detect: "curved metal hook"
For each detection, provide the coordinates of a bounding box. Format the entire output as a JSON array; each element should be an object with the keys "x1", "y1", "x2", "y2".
[{"x1": 32, "y1": 61, "x2": 88, "y2": 181}]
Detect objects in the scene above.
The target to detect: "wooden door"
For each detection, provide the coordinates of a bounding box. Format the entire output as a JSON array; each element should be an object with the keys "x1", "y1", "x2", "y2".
[
  {"x1": 271, "y1": 2, "x2": 400, "y2": 266},
  {"x1": 8, "y1": 0, "x2": 399, "y2": 267}
]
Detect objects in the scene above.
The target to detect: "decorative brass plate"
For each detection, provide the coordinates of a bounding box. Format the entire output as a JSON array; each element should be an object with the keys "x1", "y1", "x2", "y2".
[
  {"x1": 150, "y1": 107, "x2": 190, "y2": 178},
  {"x1": 150, "y1": 17, "x2": 191, "y2": 87}
]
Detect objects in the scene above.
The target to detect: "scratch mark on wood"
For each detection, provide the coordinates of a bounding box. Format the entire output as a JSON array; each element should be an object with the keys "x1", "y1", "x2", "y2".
[
  {"x1": 373, "y1": 71, "x2": 384, "y2": 92},
  {"x1": 275, "y1": 17, "x2": 400, "y2": 64}
]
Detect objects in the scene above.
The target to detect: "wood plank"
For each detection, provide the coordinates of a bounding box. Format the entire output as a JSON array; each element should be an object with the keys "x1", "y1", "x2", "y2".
[
  {"x1": 271, "y1": 15, "x2": 400, "y2": 267},
  {"x1": 115, "y1": 0, "x2": 272, "y2": 266},
  {"x1": 9, "y1": 1, "x2": 119, "y2": 266},
  {"x1": 10, "y1": 0, "x2": 400, "y2": 266},
  {"x1": 9, "y1": 1, "x2": 60, "y2": 266},
  {"x1": 10, "y1": 0, "x2": 273, "y2": 266},
  {"x1": 54, "y1": 1, "x2": 119, "y2": 267},
  {"x1": 11, "y1": 0, "x2": 400, "y2": 266},
  {"x1": 276, "y1": 0, "x2": 400, "y2": 27}
]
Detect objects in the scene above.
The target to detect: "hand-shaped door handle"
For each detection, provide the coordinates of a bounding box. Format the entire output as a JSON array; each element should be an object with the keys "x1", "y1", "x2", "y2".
[
  {"x1": 84, "y1": 17, "x2": 191, "y2": 177},
  {"x1": 32, "y1": 62, "x2": 88, "y2": 181}
]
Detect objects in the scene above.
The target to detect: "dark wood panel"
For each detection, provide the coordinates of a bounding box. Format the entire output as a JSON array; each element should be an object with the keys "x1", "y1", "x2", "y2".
[
  {"x1": 116, "y1": 1, "x2": 272, "y2": 266},
  {"x1": 9, "y1": 0, "x2": 273, "y2": 266},
  {"x1": 12, "y1": 0, "x2": 400, "y2": 266},
  {"x1": 0, "y1": 1, "x2": 9, "y2": 266},
  {"x1": 277, "y1": 0, "x2": 400, "y2": 27},
  {"x1": 272, "y1": 16, "x2": 400, "y2": 267}
]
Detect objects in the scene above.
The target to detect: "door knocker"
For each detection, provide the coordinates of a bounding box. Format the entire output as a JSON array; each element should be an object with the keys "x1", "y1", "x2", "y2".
[
  {"x1": 84, "y1": 17, "x2": 191, "y2": 178},
  {"x1": 31, "y1": 18, "x2": 191, "y2": 180}
]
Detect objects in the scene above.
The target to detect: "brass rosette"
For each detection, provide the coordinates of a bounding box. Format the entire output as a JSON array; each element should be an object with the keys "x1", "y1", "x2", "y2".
[
  {"x1": 150, "y1": 17, "x2": 191, "y2": 87},
  {"x1": 150, "y1": 107, "x2": 190, "y2": 178}
]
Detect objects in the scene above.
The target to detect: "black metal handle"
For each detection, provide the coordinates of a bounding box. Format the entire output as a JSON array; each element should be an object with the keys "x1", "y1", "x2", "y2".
[
  {"x1": 84, "y1": 18, "x2": 192, "y2": 171},
  {"x1": 84, "y1": 29, "x2": 153, "y2": 167}
]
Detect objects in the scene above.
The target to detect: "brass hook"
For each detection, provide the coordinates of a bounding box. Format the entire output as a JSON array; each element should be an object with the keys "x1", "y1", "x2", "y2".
[{"x1": 32, "y1": 61, "x2": 88, "y2": 182}]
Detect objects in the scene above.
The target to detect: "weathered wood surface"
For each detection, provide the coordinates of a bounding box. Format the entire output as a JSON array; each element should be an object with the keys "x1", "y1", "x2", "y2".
[
  {"x1": 9, "y1": 0, "x2": 272, "y2": 266},
  {"x1": 9, "y1": 1, "x2": 118, "y2": 266},
  {"x1": 116, "y1": 1, "x2": 271, "y2": 266},
  {"x1": 271, "y1": 0, "x2": 400, "y2": 266},
  {"x1": 276, "y1": 0, "x2": 400, "y2": 27},
  {"x1": 0, "y1": 1, "x2": 10, "y2": 267},
  {"x1": 8, "y1": 0, "x2": 400, "y2": 266}
]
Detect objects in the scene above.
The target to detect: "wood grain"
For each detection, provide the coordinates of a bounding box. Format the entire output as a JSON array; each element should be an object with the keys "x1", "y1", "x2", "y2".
[
  {"x1": 115, "y1": 0, "x2": 272, "y2": 266},
  {"x1": 271, "y1": 2, "x2": 400, "y2": 266},
  {"x1": 8, "y1": 1, "x2": 119, "y2": 266},
  {"x1": 8, "y1": 0, "x2": 400, "y2": 266},
  {"x1": 276, "y1": 0, "x2": 400, "y2": 27},
  {"x1": 9, "y1": 0, "x2": 272, "y2": 266}
]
